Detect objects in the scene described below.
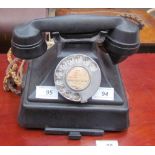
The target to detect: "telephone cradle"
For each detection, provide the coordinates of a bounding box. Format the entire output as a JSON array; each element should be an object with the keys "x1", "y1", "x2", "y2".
[{"x1": 11, "y1": 15, "x2": 141, "y2": 139}]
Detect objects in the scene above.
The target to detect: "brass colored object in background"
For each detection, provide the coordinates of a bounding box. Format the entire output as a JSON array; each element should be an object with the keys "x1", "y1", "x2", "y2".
[{"x1": 3, "y1": 49, "x2": 25, "y2": 95}]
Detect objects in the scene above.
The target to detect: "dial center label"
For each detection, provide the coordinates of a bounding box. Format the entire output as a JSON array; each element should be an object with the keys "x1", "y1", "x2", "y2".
[{"x1": 66, "y1": 66, "x2": 90, "y2": 91}]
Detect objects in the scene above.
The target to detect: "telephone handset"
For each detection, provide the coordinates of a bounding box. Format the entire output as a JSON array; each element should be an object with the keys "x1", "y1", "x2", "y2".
[
  {"x1": 11, "y1": 15, "x2": 141, "y2": 139},
  {"x1": 12, "y1": 15, "x2": 140, "y2": 63}
]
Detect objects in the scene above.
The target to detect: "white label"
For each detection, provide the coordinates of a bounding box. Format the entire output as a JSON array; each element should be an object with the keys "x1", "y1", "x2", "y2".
[
  {"x1": 92, "y1": 87, "x2": 114, "y2": 101},
  {"x1": 36, "y1": 86, "x2": 58, "y2": 99},
  {"x1": 96, "y1": 140, "x2": 118, "y2": 147}
]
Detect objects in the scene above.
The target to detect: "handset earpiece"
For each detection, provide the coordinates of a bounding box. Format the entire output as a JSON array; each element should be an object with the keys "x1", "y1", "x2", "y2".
[
  {"x1": 11, "y1": 15, "x2": 140, "y2": 60},
  {"x1": 12, "y1": 24, "x2": 47, "y2": 59},
  {"x1": 104, "y1": 18, "x2": 140, "y2": 64}
]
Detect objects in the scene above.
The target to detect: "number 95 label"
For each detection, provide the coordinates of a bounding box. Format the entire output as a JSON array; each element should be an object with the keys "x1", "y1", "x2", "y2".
[
  {"x1": 36, "y1": 86, "x2": 58, "y2": 99},
  {"x1": 92, "y1": 87, "x2": 114, "y2": 101}
]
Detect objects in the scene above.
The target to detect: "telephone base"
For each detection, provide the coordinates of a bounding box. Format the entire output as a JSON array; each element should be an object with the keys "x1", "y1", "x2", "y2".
[
  {"x1": 44, "y1": 127, "x2": 104, "y2": 140},
  {"x1": 18, "y1": 34, "x2": 129, "y2": 138}
]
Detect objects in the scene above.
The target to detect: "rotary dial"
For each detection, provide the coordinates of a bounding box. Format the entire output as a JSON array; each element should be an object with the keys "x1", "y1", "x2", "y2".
[{"x1": 54, "y1": 54, "x2": 101, "y2": 103}]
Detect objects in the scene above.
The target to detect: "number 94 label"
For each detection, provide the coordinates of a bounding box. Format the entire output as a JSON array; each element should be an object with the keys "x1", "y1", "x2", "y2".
[{"x1": 92, "y1": 87, "x2": 114, "y2": 101}]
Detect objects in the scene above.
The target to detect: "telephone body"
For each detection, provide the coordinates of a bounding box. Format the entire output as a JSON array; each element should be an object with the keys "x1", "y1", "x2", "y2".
[{"x1": 11, "y1": 15, "x2": 141, "y2": 139}]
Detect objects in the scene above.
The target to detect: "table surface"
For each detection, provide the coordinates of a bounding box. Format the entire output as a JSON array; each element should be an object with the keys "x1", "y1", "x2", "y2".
[{"x1": 0, "y1": 53, "x2": 155, "y2": 146}]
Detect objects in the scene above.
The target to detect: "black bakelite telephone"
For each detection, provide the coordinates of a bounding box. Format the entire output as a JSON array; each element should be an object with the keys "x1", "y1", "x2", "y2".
[{"x1": 11, "y1": 15, "x2": 141, "y2": 139}]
